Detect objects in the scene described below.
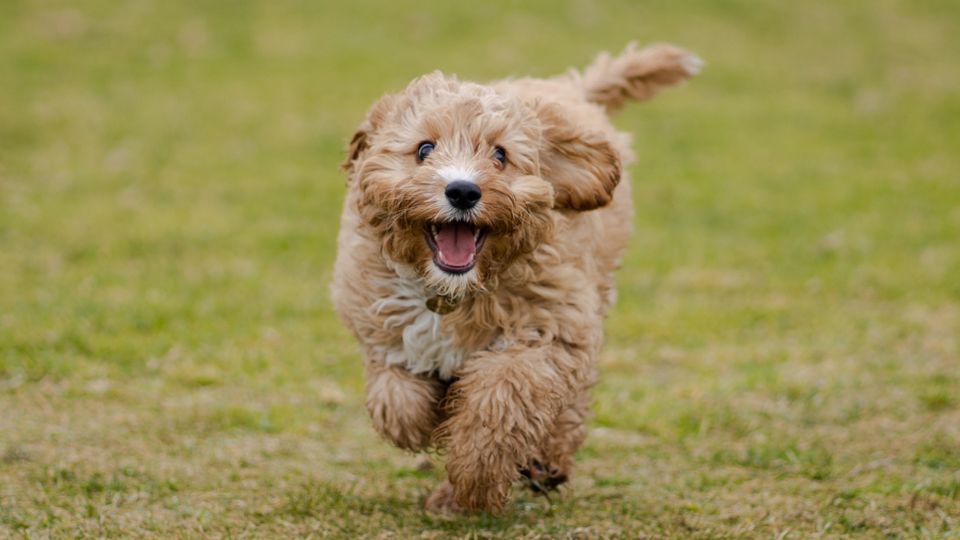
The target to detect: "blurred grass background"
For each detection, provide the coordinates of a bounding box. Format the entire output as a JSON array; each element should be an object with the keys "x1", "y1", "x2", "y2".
[{"x1": 1, "y1": 0, "x2": 959, "y2": 537}]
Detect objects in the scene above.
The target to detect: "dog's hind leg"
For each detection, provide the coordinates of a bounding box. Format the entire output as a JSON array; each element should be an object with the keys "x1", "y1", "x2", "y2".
[
  {"x1": 364, "y1": 359, "x2": 445, "y2": 452},
  {"x1": 522, "y1": 386, "x2": 593, "y2": 494}
]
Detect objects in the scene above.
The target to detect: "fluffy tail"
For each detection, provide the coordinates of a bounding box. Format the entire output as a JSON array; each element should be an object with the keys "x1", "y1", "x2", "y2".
[{"x1": 572, "y1": 42, "x2": 702, "y2": 114}]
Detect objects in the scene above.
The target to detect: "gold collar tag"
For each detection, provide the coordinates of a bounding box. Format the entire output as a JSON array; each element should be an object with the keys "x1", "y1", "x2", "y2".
[{"x1": 426, "y1": 294, "x2": 459, "y2": 315}]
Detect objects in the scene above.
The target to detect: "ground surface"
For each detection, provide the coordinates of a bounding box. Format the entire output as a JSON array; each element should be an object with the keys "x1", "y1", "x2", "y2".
[{"x1": 2, "y1": 0, "x2": 959, "y2": 538}]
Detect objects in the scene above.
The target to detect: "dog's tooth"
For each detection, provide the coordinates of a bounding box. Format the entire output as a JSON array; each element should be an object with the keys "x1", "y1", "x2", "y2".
[{"x1": 473, "y1": 229, "x2": 480, "y2": 242}]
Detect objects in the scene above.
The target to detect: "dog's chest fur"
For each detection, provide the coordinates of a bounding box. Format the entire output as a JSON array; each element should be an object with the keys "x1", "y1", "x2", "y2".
[{"x1": 371, "y1": 274, "x2": 467, "y2": 380}]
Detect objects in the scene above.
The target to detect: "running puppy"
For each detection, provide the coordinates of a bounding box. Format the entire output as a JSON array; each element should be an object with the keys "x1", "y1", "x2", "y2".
[{"x1": 332, "y1": 42, "x2": 700, "y2": 513}]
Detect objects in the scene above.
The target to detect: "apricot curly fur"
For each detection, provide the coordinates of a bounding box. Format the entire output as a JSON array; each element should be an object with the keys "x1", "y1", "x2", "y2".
[{"x1": 332, "y1": 42, "x2": 699, "y2": 513}]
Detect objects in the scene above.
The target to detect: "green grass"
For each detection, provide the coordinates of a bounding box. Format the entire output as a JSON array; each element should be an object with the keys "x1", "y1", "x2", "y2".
[{"x1": 2, "y1": 0, "x2": 959, "y2": 537}]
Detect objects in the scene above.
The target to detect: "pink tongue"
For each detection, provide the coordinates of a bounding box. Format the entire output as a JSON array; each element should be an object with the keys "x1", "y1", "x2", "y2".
[{"x1": 435, "y1": 223, "x2": 476, "y2": 267}]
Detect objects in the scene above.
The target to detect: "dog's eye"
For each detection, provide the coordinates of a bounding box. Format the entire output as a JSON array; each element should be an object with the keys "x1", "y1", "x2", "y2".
[
  {"x1": 493, "y1": 146, "x2": 507, "y2": 167},
  {"x1": 416, "y1": 141, "x2": 434, "y2": 163}
]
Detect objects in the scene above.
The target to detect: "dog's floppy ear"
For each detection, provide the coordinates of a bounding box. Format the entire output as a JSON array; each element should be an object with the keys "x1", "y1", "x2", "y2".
[
  {"x1": 341, "y1": 129, "x2": 369, "y2": 171},
  {"x1": 341, "y1": 93, "x2": 398, "y2": 172},
  {"x1": 536, "y1": 102, "x2": 621, "y2": 211}
]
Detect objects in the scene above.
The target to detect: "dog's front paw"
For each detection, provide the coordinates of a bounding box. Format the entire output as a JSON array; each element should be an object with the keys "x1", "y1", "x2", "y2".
[
  {"x1": 446, "y1": 451, "x2": 515, "y2": 513},
  {"x1": 435, "y1": 414, "x2": 518, "y2": 513},
  {"x1": 365, "y1": 364, "x2": 443, "y2": 451},
  {"x1": 424, "y1": 481, "x2": 463, "y2": 514}
]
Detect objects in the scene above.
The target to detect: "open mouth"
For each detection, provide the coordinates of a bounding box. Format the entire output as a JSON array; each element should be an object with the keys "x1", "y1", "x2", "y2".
[{"x1": 424, "y1": 221, "x2": 486, "y2": 274}]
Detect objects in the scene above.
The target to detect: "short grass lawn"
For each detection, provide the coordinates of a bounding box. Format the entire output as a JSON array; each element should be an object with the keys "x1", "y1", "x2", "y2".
[{"x1": 1, "y1": 0, "x2": 959, "y2": 537}]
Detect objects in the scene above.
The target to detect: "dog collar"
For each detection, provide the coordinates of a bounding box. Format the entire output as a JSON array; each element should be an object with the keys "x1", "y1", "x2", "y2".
[{"x1": 426, "y1": 294, "x2": 459, "y2": 315}]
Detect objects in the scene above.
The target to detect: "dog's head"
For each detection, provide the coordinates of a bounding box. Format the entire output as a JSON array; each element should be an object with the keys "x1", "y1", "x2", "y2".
[{"x1": 342, "y1": 72, "x2": 621, "y2": 299}]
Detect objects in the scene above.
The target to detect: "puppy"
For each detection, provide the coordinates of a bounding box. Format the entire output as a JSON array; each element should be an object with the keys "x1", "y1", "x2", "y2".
[{"x1": 332, "y1": 42, "x2": 700, "y2": 513}]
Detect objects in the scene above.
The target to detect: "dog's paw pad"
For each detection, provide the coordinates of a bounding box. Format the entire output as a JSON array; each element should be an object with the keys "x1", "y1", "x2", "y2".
[{"x1": 520, "y1": 459, "x2": 568, "y2": 495}]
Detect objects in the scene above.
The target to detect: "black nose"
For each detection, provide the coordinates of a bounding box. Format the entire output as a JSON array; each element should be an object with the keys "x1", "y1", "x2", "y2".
[{"x1": 445, "y1": 180, "x2": 481, "y2": 210}]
